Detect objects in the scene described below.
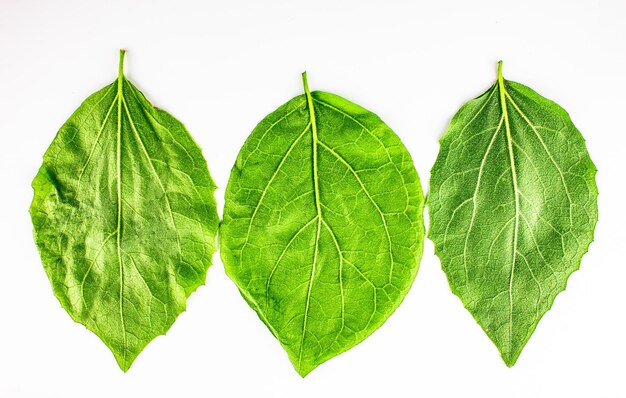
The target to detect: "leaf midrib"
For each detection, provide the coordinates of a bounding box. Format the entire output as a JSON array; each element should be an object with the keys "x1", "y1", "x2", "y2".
[
  {"x1": 498, "y1": 67, "x2": 520, "y2": 359},
  {"x1": 299, "y1": 76, "x2": 323, "y2": 372},
  {"x1": 116, "y1": 52, "x2": 127, "y2": 367}
]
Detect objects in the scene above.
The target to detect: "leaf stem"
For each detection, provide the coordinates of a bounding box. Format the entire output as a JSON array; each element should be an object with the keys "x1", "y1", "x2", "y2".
[
  {"x1": 497, "y1": 60, "x2": 504, "y2": 87},
  {"x1": 302, "y1": 71, "x2": 311, "y2": 95},
  {"x1": 118, "y1": 49, "x2": 126, "y2": 80}
]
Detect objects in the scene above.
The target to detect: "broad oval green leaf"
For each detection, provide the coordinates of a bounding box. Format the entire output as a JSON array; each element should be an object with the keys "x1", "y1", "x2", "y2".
[
  {"x1": 30, "y1": 51, "x2": 219, "y2": 371},
  {"x1": 220, "y1": 73, "x2": 424, "y2": 376},
  {"x1": 428, "y1": 62, "x2": 598, "y2": 366}
]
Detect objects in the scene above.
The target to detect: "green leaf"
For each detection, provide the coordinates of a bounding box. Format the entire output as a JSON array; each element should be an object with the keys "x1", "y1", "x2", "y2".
[
  {"x1": 220, "y1": 73, "x2": 425, "y2": 376},
  {"x1": 30, "y1": 50, "x2": 219, "y2": 371},
  {"x1": 428, "y1": 62, "x2": 598, "y2": 366}
]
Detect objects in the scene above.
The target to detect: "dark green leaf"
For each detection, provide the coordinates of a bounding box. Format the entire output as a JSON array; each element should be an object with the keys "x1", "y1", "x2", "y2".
[
  {"x1": 428, "y1": 62, "x2": 598, "y2": 366},
  {"x1": 220, "y1": 73, "x2": 425, "y2": 376},
  {"x1": 30, "y1": 51, "x2": 219, "y2": 371}
]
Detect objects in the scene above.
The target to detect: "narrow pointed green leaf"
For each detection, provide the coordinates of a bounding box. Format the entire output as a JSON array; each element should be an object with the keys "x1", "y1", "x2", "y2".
[
  {"x1": 30, "y1": 51, "x2": 219, "y2": 371},
  {"x1": 428, "y1": 62, "x2": 597, "y2": 366},
  {"x1": 220, "y1": 73, "x2": 425, "y2": 376}
]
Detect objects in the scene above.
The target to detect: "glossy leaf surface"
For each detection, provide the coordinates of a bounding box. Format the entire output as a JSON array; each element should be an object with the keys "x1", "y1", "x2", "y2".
[
  {"x1": 30, "y1": 51, "x2": 219, "y2": 371},
  {"x1": 220, "y1": 73, "x2": 424, "y2": 376},
  {"x1": 428, "y1": 62, "x2": 597, "y2": 366}
]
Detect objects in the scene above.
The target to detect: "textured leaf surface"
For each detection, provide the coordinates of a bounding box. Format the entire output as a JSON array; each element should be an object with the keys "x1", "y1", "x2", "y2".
[
  {"x1": 220, "y1": 74, "x2": 424, "y2": 376},
  {"x1": 428, "y1": 62, "x2": 597, "y2": 366},
  {"x1": 30, "y1": 51, "x2": 219, "y2": 371}
]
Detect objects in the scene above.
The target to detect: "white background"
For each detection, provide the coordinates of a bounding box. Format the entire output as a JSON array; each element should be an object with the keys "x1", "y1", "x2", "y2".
[{"x1": 1, "y1": 0, "x2": 624, "y2": 396}]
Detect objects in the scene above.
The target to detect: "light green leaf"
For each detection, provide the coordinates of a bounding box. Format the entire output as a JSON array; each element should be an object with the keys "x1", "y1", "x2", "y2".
[
  {"x1": 220, "y1": 73, "x2": 424, "y2": 376},
  {"x1": 428, "y1": 62, "x2": 598, "y2": 366},
  {"x1": 30, "y1": 51, "x2": 219, "y2": 371}
]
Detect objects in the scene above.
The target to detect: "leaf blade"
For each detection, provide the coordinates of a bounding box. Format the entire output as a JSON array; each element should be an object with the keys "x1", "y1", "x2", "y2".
[
  {"x1": 428, "y1": 63, "x2": 598, "y2": 366},
  {"x1": 30, "y1": 51, "x2": 219, "y2": 371},
  {"x1": 221, "y1": 75, "x2": 425, "y2": 376}
]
